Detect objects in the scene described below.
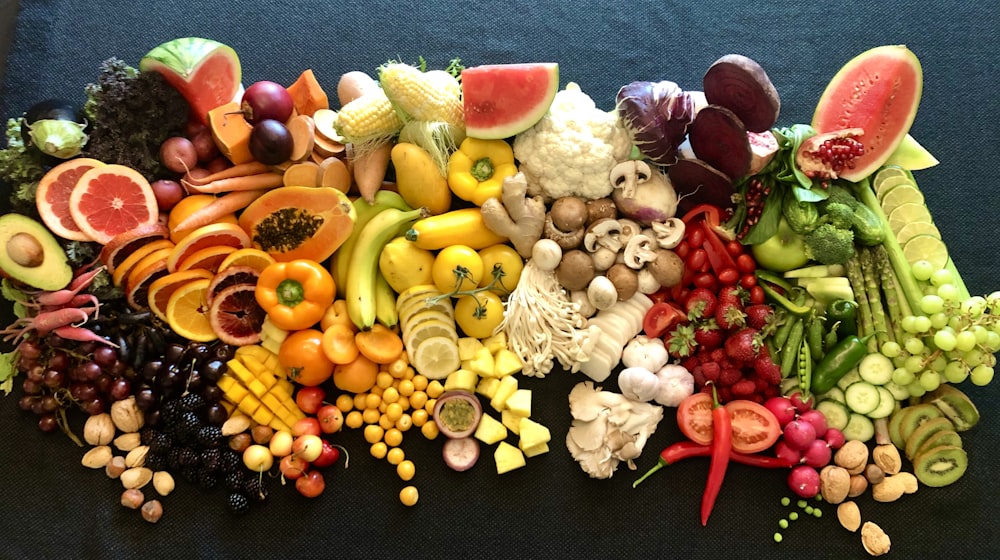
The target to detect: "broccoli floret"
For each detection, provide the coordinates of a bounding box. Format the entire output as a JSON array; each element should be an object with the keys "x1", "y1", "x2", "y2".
[
  {"x1": 824, "y1": 183, "x2": 860, "y2": 209},
  {"x1": 820, "y1": 202, "x2": 856, "y2": 230},
  {"x1": 803, "y1": 223, "x2": 855, "y2": 265}
]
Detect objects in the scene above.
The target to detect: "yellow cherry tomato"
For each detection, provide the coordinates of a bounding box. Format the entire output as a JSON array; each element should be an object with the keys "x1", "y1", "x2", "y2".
[
  {"x1": 454, "y1": 290, "x2": 505, "y2": 339},
  {"x1": 477, "y1": 244, "x2": 523, "y2": 293},
  {"x1": 431, "y1": 245, "x2": 483, "y2": 294}
]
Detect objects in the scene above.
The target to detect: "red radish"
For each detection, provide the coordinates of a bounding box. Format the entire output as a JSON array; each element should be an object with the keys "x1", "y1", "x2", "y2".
[
  {"x1": 52, "y1": 325, "x2": 116, "y2": 346},
  {"x1": 160, "y1": 136, "x2": 198, "y2": 173},
  {"x1": 789, "y1": 391, "x2": 813, "y2": 413},
  {"x1": 787, "y1": 465, "x2": 821, "y2": 499},
  {"x1": 823, "y1": 428, "x2": 846, "y2": 449},
  {"x1": 442, "y1": 437, "x2": 480, "y2": 472},
  {"x1": 798, "y1": 409, "x2": 829, "y2": 436},
  {"x1": 774, "y1": 440, "x2": 803, "y2": 466},
  {"x1": 189, "y1": 128, "x2": 220, "y2": 163},
  {"x1": 802, "y1": 438, "x2": 833, "y2": 468},
  {"x1": 783, "y1": 419, "x2": 818, "y2": 451},
  {"x1": 763, "y1": 396, "x2": 797, "y2": 427}
]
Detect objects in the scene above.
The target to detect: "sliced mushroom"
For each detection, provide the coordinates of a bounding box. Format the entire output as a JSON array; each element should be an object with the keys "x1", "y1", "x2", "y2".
[
  {"x1": 542, "y1": 215, "x2": 585, "y2": 250},
  {"x1": 650, "y1": 218, "x2": 686, "y2": 249},
  {"x1": 583, "y1": 218, "x2": 623, "y2": 252},
  {"x1": 617, "y1": 219, "x2": 643, "y2": 245},
  {"x1": 622, "y1": 234, "x2": 658, "y2": 269},
  {"x1": 609, "y1": 160, "x2": 652, "y2": 199}
]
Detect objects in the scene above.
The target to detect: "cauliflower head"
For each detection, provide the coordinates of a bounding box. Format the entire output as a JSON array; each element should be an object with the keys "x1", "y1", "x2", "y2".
[{"x1": 513, "y1": 82, "x2": 632, "y2": 201}]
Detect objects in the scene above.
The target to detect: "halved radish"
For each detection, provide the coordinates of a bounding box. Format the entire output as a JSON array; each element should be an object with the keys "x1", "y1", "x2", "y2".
[
  {"x1": 68, "y1": 164, "x2": 160, "y2": 245},
  {"x1": 35, "y1": 158, "x2": 104, "y2": 241}
]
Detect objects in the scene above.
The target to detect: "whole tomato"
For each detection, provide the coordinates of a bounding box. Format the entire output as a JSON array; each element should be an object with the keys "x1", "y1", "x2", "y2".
[
  {"x1": 279, "y1": 329, "x2": 335, "y2": 386},
  {"x1": 431, "y1": 244, "x2": 484, "y2": 293}
]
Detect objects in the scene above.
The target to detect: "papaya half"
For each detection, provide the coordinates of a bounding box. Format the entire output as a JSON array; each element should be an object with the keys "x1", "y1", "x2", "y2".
[{"x1": 238, "y1": 186, "x2": 356, "y2": 263}]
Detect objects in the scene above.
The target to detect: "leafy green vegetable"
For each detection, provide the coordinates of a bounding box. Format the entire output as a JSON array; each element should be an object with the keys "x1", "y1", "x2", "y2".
[
  {"x1": 0, "y1": 350, "x2": 18, "y2": 395},
  {"x1": 0, "y1": 118, "x2": 48, "y2": 216}
]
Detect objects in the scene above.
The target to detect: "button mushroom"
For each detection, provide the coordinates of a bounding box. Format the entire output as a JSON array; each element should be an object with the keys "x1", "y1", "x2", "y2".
[
  {"x1": 650, "y1": 218, "x2": 686, "y2": 249},
  {"x1": 586, "y1": 197, "x2": 618, "y2": 225},
  {"x1": 609, "y1": 160, "x2": 653, "y2": 199},
  {"x1": 555, "y1": 249, "x2": 596, "y2": 292},
  {"x1": 605, "y1": 263, "x2": 638, "y2": 301},
  {"x1": 645, "y1": 249, "x2": 684, "y2": 288},
  {"x1": 583, "y1": 218, "x2": 624, "y2": 253},
  {"x1": 586, "y1": 274, "x2": 619, "y2": 311},
  {"x1": 622, "y1": 234, "x2": 658, "y2": 269},
  {"x1": 590, "y1": 246, "x2": 618, "y2": 271}
]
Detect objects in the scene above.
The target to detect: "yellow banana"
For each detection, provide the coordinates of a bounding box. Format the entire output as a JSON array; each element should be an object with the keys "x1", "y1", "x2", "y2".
[
  {"x1": 332, "y1": 190, "x2": 412, "y2": 297},
  {"x1": 404, "y1": 207, "x2": 508, "y2": 251},
  {"x1": 373, "y1": 271, "x2": 399, "y2": 329}
]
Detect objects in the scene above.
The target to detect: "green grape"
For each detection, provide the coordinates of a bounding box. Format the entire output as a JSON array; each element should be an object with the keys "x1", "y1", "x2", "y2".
[
  {"x1": 903, "y1": 337, "x2": 925, "y2": 355},
  {"x1": 970, "y1": 365, "x2": 995, "y2": 386},
  {"x1": 880, "y1": 341, "x2": 902, "y2": 358},
  {"x1": 983, "y1": 353, "x2": 997, "y2": 368},
  {"x1": 954, "y1": 330, "x2": 978, "y2": 352},
  {"x1": 911, "y1": 260, "x2": 935, "y2": 281},
  {"x1": 944, "y1": 360, "x2": 970, "y2": 384},
  {"x1": 934, "y1": 330, "x2": 957, "y2": 352},
  {"x1": 906, "y1": 381, "x2": 927, "y2": 398},
  {"x1": 901, "y1": 315, "x2": 919, "y2": 333},
  {"x1": 936, "y1": 283, "x2": 958, "y2": 302},
  {"x1": 929, "y1": 353, "x2": 948, "y2": 373},
  {"x1": 986, "y1": 290, "x2": 1000, "y2": 313},
  {"x1": 973, "y1": 325, "x2": 989, "y2": 344},
  {"x1": 912, "y1": 315, "x2": 933, "y2": 333},
  {"x1": 948, "y1": 316, "x2": 963, "y2": 330},
  {"x1": 929, "y1": 312, "x2": 950, "y2": 330},
  {"x1": 892, "y1": 367, "x2": 916, "y2": 386},
  {"x1": 985, "y1": 331, "x2": 1000, "y2": 352},
  {"x1": 963, "y1": 348, "x2": 986, "y2": 367},
  {"x1": 961, "y1": 296, "x2": 988, "y2": 317},
  {"x1": 904, "y1": 355, "x2": 925, "y2": 373},
  {"x1": 929, "y1": 268, "x2": 954, "y2": 286},
  {"x1": 919, "y1": 294, "x2": 945, "y2": 315},
  {"x1": 918, "y1": 370, "x2": 941, "y2": 392}
]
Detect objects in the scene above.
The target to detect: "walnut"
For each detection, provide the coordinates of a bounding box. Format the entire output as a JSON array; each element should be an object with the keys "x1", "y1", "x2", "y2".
[
  {"x1": 834, "y1": 440, "x2": 868, "y2": 472},
  {"x1": 820, "y1": 465, "x2": 851, "y2": 504},
  {"x1": 110, "y1": 396, "x2": 144, "y2": 433},
  {"x1": 83, "y1": 414, "x2": 115, "y2": 446},
  {"x1": 861, "y1": 521, "x2": 891, "y2": 556}
]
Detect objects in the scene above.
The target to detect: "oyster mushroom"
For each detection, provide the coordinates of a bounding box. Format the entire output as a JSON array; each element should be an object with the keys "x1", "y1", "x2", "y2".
[{"x1": 609, "y1": 160, "x2": 653, "y2": 199}]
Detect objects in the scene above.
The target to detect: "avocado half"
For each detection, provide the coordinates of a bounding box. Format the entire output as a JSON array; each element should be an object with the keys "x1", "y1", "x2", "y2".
[{"x1": 0, "y1": 213, "x2": 73, "y2": 291}]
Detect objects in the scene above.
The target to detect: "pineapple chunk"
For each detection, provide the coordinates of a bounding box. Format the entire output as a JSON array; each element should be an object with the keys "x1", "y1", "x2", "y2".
[
  {"x1": 492, "y1": 348, "x2": 523, "y2": 377},
  {"x1": 457, "y1": 337, "x2": 484, "y2": 361},
  {"x1": 504, "y1": 389, "x2": 531, "y2": 418},
  {"x1": 494, "y1": 441, "x2": 526, "y2": 474},
  {"x1": 474, "y1": 413, "x2": 508, "y2": 444},
  {"x1": 501, "y1": 409, "x2": 523, "y2": 435},
  {"x1": 476, "y1": 377, "x2": 501, "y2": 399},
  {"x1": 444, "y1": 369, "x2": 478, "y2": 393},
  {"x1": 463, "y1": 346, "x2": 495, "y2": 378},
  {"x1": 522, "y1": 442, "x2": 549, "y2": 458},
  {"x1": 260, "y1": 336, "x2": 283, "y2": 356},
  {"x1": 518, "y1": 418, "x2": 551, "y2": 451},
  {"x1": 489, "y1": 375, "x2": 518, "y2": 412},
  {"x1": 482, "y1": 331, "x2": 508, "y2": 354}
]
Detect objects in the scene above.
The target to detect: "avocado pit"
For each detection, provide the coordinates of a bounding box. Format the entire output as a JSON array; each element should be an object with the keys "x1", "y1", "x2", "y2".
[{"x1": 7, "y1": 232, "x2": 45, "y2": 267}]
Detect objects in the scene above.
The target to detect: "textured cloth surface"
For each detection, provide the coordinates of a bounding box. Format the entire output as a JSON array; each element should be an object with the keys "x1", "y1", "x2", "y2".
[{"x1": 1, "y1": 2, "x2": 1000, "y2": 559}]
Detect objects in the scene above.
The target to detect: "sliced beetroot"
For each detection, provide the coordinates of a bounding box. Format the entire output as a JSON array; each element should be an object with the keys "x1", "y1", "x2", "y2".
[
  {"x1": 703, "y1": 54, "x2": 781, "y2": 132},
  {"x1": 688, "y1": 105, "x2": 752, "y2": 180},
  {"x1": 668, "y1": 157, "x2": 736, "y2": 216}
]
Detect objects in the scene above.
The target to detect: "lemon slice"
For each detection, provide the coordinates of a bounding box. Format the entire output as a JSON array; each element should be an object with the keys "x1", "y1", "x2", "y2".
[
  {"x1": 396, "y1": 284, "x2": 445, "y2": 307},
  {"x1": 895, "y1": 221, "x2": 941, "y2": 246},
  {"x1": 399, "y1": 297, "x2": 454, "y2": 326},
  {"x1": 888, "y1": 202, "x2": 933, "y2": 234},
  {"x1": 404, "y1": 319, "x2": 459, "y2": 352},
  {"x1": 880, "y1": 184, "x2": 925, "y2": 216},
  {"x1": 903, "y1": 234, "x2": 949, "y2": 270},
  {"x1": 401, "y1": 309, "x2": 456, "y2": 338},
  {"x1": 410, "y1": 336, "x2": 461, "y2": 379}
]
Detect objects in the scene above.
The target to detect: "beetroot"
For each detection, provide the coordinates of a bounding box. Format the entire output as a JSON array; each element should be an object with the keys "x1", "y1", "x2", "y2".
[
  {"x1": 703, "y1": 54, "x2": 781, "y2": 132},
  {"x1": 688, "y1": 105, "x2": 752, "y2": 180},
  {"x1": 667, "y1": 157, "x2": 735, "y2": 216}
]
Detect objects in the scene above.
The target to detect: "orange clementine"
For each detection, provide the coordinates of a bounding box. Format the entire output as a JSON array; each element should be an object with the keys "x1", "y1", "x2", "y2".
[
  {"x1": 167, "y1": 194, "x2": 239, "y2": 243},
  {"x1": 278, "y1": 329, "x2": 335, "y2": 386},
  {"x1": 217, "y1": 247, "x2": 276, "y2": 273}
]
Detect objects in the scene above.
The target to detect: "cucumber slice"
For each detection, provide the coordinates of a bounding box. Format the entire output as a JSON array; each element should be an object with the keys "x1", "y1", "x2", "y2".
[
  {"x1": 816, "y1": 400, "x2": 850, "y2": 431},
  {"x1": 844, "y1": 381, "x2": 881, "y2": 415},
  {"x1": 842, "y1": 412, "x2": 875, "y2": 442},
  {"x1": 858, "y1": 353, "x2": 894, "y2": 385},
  {"x1": 817, "y1": 386, "x2": 846, "y2": 404},
  {"x1": 836, "y1": 368, "x2": 863, "y2": 391},
  {"x1": 780, "y1": 376, "x2": 800, "y2": 396},
  {"x1": 866, "y1": 386, "x2": 898, "y2": 419}
]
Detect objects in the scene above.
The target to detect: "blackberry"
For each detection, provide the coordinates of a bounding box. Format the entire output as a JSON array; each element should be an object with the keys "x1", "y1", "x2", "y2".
[
  {"x1": 200, "y1": 448, "x2": 222, "y2": 472},
  {"x1": 224, "y1": 470, "x2": 246, "y2": 492},
  {"x1": 168, "y1": 448, "x2": 183, "y2": 470},
  {"x1": 176, "y1": 411, "x2": 203, "y2": 443},
  {"x1": 178, "y1": 392, "x2": 206, "y2": 413},
  {"x1": 197, "y1": 425, "x2": 223, "y2": 448},
  {"x1": 195, "y1": 469, "x2": 219, "y2": 491},
  {"x1": 181, "y1": 466, "x2": 200, "y2": 484},
  {"x1": 148, "y1": 431, "x2": 173, "y2": 454},
  {"x1": 219, "y1": 450, "x2": 241, "y2": 473},
  {"x1": 139, "y1": 426, "x2": 157, "y2": 445},
  {"x1": 160, "y1": 400, "x2": 182, "y2": 424},
  {"x1": 177, "y1": 446, "x2": 200, "y2": 467},
  {"x1": 243, "y1": 475, "x2": 269, "y2": 503},
  {"x1": 227, "y1": 492, "x2": 251, "y2": 516},
  {"x1": 144, "y1": 452, "x2": 167, "y2": 472}
]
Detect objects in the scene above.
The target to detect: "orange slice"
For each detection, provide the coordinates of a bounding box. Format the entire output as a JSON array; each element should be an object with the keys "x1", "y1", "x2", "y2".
[
  {"x1": 124, "y1": 249, "x2": 173, "y2": 310},
  {"x1": 175, "y1": 244, "x2": 238, "y2": 273},
  {"x1": 165, "y1": 277, "x2": 218, "y2": 342},
  {"x1": 217, "y1": 247, "x2": 276, "y2": 273},
  {"x1": 167, "y1": 194, "x2": 239, "y2": 244},
  {"x1": 147, "y1": 269, "x2": 215, "y2": 323},
  {"x1": 111, "y1": 239, "x2": 176, "y2": 287},
  {"x1": 166, "y1": 222, "x2": 250, "y2": 273}
]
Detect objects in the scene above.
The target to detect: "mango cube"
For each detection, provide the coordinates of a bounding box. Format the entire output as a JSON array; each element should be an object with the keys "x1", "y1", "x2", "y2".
[
  {"x1": 501, "y1": 409, "x2": 523, "y2": 435},
  {"x1": 457, "y1": 337, "x2": 484, "y2": 361},
  {"x1": 464, "y1": 346, "x2": 495, "y2": 378},
  {"x1": 260, "y1": 337, "x2": 282, "y2": 356},
  {"x1": 504, "y1": 389, "x2": 531, "y2": 418},
  {"x1": 489, "y1": 376, "x2": 519, "y2": 412},
  {"x1": 522, "y1": 442, "x2": 550, "y2": 458},
  {"x1": 518, "y1": 418, "x2": 551, "y2": 451},
  {"x1": 227, "y1": 360, "x2": 256, "y2": 385},
  {"x1": 237, "y1": 395, "x2": 261, "y2": 415},
  {"x1": 492, "y1": 348, "x2": 523, "y2": 377},
  {"x1": 476, "y1": 377, "x2": 501, "y2": 399},
  {"x1": 482, "y1": 331, "x2": 508, "y2": 354},
  {"x1": 251, "y1": 406, "x2": 275, "y2": 426},
  {"x1": 474, "y1": 413, "x2": 508, "y2": 445},
  {"x1": 444, "y1": 369, "x2": 478, "y2": 393},
  {"x1": 494, "y1": 441, "x2": 526, "y2": 474}
]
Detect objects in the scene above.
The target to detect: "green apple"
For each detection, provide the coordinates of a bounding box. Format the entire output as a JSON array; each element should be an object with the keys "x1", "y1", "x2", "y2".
[{"x1": 751, "y1": 217, "x2": 810, "y2": 272}]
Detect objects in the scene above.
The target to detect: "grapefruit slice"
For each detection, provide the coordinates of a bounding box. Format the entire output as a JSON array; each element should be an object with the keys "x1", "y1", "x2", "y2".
[
  {"x1": 99, "y1": 223, "x2": 170, "y2": 273},
  {"x1": 69, "y1": 164, "x2": 160, "y2": 245},
  {"x1": 461, "y1": 63, "x2": 559, "y2": 139},
  {"x1": 208, "y1": 283, "x2": 266, "y2": 346},
  {"x1": 139, "y1": 37, "x2": 242, "y2": 125},
  {"x1": 166, "y1": 222, "x2": 251, "y2": 273},
  {"x1": 35, "y1": 158, "x2": 104, "y2": 242},
  {"x1": 165, "y1": 277, "x2": 217, "y2": 342}
]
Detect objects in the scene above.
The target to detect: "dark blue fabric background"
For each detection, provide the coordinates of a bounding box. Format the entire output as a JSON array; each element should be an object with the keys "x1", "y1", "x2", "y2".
[{"x1": 1, "y1": 1, "x2": 999, "y2": 558}]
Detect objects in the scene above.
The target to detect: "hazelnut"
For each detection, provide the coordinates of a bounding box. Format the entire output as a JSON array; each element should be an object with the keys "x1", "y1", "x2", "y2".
[
  {"x1": 105, "y1": 455, "x2": 127, "y2": 479},
  {"x1": 229, "y1": 432, "x2": 252, "y2": 453},
  {"x1": 864, "y1": 463, "x2": 885, "y2": 485},
  {"x1": 141, "y1": 500, "x2": 164, "y2": 524},
  {"x1": 252, "y1": 425, "x2": 274, "y2": 445},
  {"x1": 848, "y1": 474, "x2": 869, "y2": 497},
  {"x1": 121, "y1": 488, "x2": 145, "y2": 510},
  {"x1": 83, "y1": 414, "x2": 115, "y2": 446}
]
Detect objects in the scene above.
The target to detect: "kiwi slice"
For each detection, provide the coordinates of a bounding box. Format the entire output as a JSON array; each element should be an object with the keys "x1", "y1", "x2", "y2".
[
  {"x1": 897, "y1": 403, "x2": 944, "y2": 445},
  {"x1": 917, "y1": 429, "x2": 963, "y2": 457},
  {"x1": 904, "y1": 417, "x2": 955, "y2": 461},
  {"x1": 887, "y1": 406, "x2": 909, "y2": 450},
  {"x1": 912, "y1": 445, "x2": 968, "y2": 487},
  {"x1": 926, "y1": 384, "x2": 980, "y2": 431}
]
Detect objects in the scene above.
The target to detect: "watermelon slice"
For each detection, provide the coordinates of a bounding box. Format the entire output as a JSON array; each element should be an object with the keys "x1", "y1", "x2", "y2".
[
  {"x1": 461, "y1": 63, "x2": 559, "y2": 140},
  {"x1": 139, "y1": 37, "x2": 242, "y2": 125},
  {"x1": 810, "y1": 45, "x2": 923, "y2": 182}
]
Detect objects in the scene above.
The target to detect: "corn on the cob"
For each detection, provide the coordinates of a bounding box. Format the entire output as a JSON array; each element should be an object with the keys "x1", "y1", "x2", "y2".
[
  {"x1": 379, "y1": 62, "x2": 464, "y2": 126},
  {"x1": 335, "y1": 88, "x2": 403, "y2": 147},
  {"x1": 217, "y1": 345, "x2": 305, "y2": 432}
]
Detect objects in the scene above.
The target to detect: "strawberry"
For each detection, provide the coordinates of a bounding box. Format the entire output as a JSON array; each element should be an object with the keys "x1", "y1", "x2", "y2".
[
  {"x1": 684, "y1": 288, "x2": 717, "y2": 320},
  {"x1": 724, "y1": 327, "x2": 762, "y2": 363},
  {"x1": 752, "y1": 350, "x2": 782, "y2": 385},
  {"x1": 717, "y1": 285, "x2": 746, "y2": 306},
  {"x1": 664, "y1": 324, "x2": 697, "y2": 358},
  {"x1": 714, "y1": 299, "x2": 746, "y2": 331},
  {"x1": 693, "y1": 319, "x2": 724, "y2": 350},
  {"x1": 744, "y1": 304, "x2": 774, "y2": 330}
]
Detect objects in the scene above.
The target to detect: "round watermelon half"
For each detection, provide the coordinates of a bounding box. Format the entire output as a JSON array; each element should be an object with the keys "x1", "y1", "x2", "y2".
[
  {"x1": 810, "y1": 45, "x2": 923, "y2": 183},
  {"x1": 139, "y1": 37, "x2": 242, "y2": 125},
  {"x1": 461, "y1": 63, "x2": 559, "y2": 140}
]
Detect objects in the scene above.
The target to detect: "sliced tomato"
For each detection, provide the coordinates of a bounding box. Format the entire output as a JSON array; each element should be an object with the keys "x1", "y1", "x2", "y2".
[
  {"x1": 642, "y1": 301, "x2": 687, "y2": 338},
  {"x1": 676, "y1": 392, "x2": 713, "y2": 446},
  {"x1": 725, "y1": 400, "x2": 781, "y2": 453}
]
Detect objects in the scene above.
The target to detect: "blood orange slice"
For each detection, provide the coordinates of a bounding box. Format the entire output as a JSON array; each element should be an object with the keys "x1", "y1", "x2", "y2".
[
  {"x1": 166, "y1": 222, "x2": 251, "y2": 273},
  {"x1": 69, "y1": 164, "x2": 160, "y2": 245},
  {"x1": 174, "y1": 245, "x2": 238, "y2": 273},
  {"x1": 35, "y1": 157, "x2": 104, "y2": 241},
  {"x1": 124, "y1": 249, "x2": 173, "y2": 310},
  {"x1": 206, "y1": 265, "x2": 260, "y2": 306},
  {"x1": 147, "y1": 269, "x2": 214, "y2": 323},
  {"x1": 99, "y1": 223, "x2": 170, "y2": 273},
  {"x1": 110, "y1": 239, "x2": 176, "y2": 287},
  {"x1": 165, "y1": 277, "x2": 217, "y2": 342},
  {"x1": 208, "y1": 283, "x2": 265, "y2": 346}
]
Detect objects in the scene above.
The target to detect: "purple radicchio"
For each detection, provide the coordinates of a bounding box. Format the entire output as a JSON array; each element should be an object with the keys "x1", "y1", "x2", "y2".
[{"x1": 615, "y1": 80, "x2": 696, "y2": 166}]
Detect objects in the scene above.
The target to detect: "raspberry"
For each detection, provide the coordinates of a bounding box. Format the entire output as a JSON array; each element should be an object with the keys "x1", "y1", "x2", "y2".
[
  {"x1": 753, "y1": 376, "x2": 771, "y2": 393},
  {"x1": 701, "y1": 361, "x2": 721, "y2": 383},
  {"x1": 731, "y1": 379, "x2": 756, "y2": 397},
  {"x1": 719, "y1": 367, "x2": 743, "y2": 386},
  {"x1": 709, "y1": 348, "x2": 727, "y2": 364}
]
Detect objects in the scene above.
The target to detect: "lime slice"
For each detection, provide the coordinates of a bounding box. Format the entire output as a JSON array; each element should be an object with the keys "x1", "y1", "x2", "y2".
[
  {"x1": 895, "y1": 221, "x2": 941, "y2": 246},
  {"x1": 875, "y1": 175, "x2": 916, "y2": 201},
  {"x1": 873, "y1": 165, "x2": 912, "y2": 185},
  {"x1": 404, "y1": 319, "x2": 459, "y2": 352},
  {"x1": 880, "y1": 184, "x2": 925, "y2": 216},
  {"x1": 410, "y1": 336, "x2": 461, "y2": 379},
  {"x1": 903, "y1": 234, "x2": 949, "y2": 270},
  {"x1": 888, "y1": 202, "x2": 933, "y2": 234}
]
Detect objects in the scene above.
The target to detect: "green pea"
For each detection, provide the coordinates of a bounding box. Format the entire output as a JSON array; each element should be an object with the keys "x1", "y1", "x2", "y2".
[
  {"x1": 789, "y1": 512, "x2": 799, "y2": 521},
  {"x1": 774, "y1": 533, "x2": 783, "y2": 543},
  {"x1": 778, "y1": 519, "x2": 789, "y2": 529},
  {"x1": 781, "y1": 497, "x2": 791, "y2": 506}
]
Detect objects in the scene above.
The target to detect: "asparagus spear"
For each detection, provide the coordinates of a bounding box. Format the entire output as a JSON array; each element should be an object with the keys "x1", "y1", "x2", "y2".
[
  {"x1": 846, "y1": 252, "x2": 876, "y2": 348},
  {"x1": 861, "y1": 246, "x2": 891, "y2": 352}
]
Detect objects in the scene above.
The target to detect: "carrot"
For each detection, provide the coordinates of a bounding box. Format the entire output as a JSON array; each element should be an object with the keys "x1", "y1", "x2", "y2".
[
  {"x1": 171, "y1": 188, "x2": 270, "y2": 232},
  {"x1": 181, "y1": 161, "x2": 272, "y2": 188},
  {"x1": 354, "y1": 323, "x2": 404, "y2": 364},
  {"x1": 184, "y1": 172, "x2": 285, "y2": 194},
  {"x1": 322, "y1": 323, "x2": 361, "y2": 365},
  {"x1": 352, "y1": 141, "x2": 393, "y2": 203}
]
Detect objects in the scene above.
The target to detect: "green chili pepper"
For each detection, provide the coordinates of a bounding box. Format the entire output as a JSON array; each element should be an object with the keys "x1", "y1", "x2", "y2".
[
  {"x1": 810, "y1": 334, "x2": 874, "y2": 394},
  {"x1": 827, "y1": 299, "x2": 858, "y2": 338},
  {"x1": 824, "y1": 322, "x2": 841, "y2": 353},
  {"x1": 757, "y1": 279, "x2": 813, "y2": 317}
]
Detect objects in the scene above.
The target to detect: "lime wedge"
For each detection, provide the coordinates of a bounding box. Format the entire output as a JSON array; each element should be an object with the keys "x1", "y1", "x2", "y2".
[
  {"x1": 895, "y1": 221, "x2": 941, "y2": 246},
  {"x1": 410, "y1": 336, "x2": 461, "y2": 379},
  {"x1": 875, "y1": 175, "x2": 917, "y2": 201},
  {"x1": 881, "y1": 184, "x2": 926, "y2": 216},
  {"x1": 903, "y1": 234, "x2": 949, "y2": 270},
  {"x1": 888, "y1": 202, "x2": 933, "y2": 234}
]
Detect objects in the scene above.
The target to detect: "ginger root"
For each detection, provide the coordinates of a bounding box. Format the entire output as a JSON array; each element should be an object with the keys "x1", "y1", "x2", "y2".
[{"x1": 481, "y1": 172, "x2": 546, "y2": 258}]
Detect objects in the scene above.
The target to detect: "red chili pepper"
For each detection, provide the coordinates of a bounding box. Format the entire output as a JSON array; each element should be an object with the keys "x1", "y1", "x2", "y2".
[
  {"x1": 632, "y1": 440, "x2": 793, "y2": 489},
  {"x1": 701, "y1": 383, "x2": 732, "y2": 526}
]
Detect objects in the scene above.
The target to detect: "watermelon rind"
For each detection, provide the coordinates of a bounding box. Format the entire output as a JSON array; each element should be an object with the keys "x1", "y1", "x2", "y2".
[
  {"x1": 462, "y1": 63, "x2": 559, "y2": 140},
  {"x1": 810, "y1": 45, "x2": 923, "y2": 183},
  {"x1": 139, "y1": 37, "x2": 242, "y2": 123}
]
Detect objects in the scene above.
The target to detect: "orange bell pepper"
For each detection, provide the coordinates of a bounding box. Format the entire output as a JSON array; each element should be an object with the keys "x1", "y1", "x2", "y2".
[{"x1": 256, "y1": 259, "x2": 336, "y2": 331}]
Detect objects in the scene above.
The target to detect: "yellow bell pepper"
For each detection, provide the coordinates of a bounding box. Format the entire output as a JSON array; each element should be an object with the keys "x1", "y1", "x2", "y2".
[
  {"x1": 256, "y1": 259, "x2": 336, "y2": 331},
  {"x1": 447, "y1": 137, "x2": 518, "y2": 206}
]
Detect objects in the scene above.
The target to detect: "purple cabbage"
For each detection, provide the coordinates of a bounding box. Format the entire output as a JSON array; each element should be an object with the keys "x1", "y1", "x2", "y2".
[{"x1": 615, "y1": 80, "x2": 696, "y2": 165}]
